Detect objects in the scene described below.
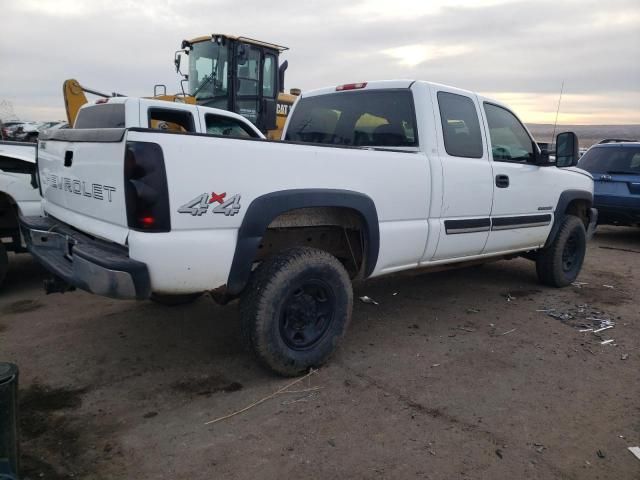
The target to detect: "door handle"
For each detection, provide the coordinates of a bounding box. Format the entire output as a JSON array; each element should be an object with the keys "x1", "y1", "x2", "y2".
[
  {"x1": 64, "y1": 150, "x2": 73, "y2": 167},
  {"x1": 495, "y1": 174, "x2": 509, "y2": 188}
]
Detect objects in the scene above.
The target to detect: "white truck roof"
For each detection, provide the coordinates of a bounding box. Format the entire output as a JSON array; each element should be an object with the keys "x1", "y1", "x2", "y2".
[
  {"x1": 76, "y1": 97, "x2": 264, "y2": 137},
  {"x1": 300, "y1": 79, "x2": 512, "y2": 111}
]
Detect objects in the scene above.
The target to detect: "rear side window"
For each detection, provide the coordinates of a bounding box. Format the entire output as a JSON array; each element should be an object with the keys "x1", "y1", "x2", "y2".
[
  {"x1": 578, "y1": 146, "x2": 640, "y2": 174},
  {"x1": 148, "y1": 108, "x2": 195, "y2": 133},
  {"x1": 285, "y1": 90, "x2": 418, "y2": 147},
  {"x1": 437, "y1": 92, "x2": 483, "y2": 158},
  {"x1": 205, "y1": 114, "x2": 258, "y2": 138},
  {"x1": 75, "y1": 104, "x2": 125, "y2": 128}
]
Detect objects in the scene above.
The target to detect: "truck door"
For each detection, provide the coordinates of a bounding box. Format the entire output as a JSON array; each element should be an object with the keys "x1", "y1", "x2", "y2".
[
  {"x1": 480, "y1": 102, "x2": 553, "y2": 253},
  {"x1": 430, "y1": 88, "x2": 494, "y2": 260}
]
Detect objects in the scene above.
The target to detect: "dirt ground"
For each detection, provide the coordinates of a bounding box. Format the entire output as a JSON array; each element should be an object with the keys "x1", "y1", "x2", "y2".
[{"x1": 1, "y1": 226, "x2": 639, "y2": 480}]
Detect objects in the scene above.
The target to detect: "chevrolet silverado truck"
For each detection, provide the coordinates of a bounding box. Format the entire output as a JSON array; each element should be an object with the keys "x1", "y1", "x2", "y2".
[
  {"x1": 0, "y1": 141, "x2": 40, "y2": 287},
  {"x1": 21, "y1": 81, "x2": 595, "y2": 376}
]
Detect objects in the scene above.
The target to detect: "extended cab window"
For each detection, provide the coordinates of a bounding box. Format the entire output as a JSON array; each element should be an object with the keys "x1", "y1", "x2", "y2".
[
  {"x1": 75, "y1": 104, "x2": 125, "y2": 128},
  {"x1": 205, "y1": 114, "x2": 258, "y2": 138},
  {"x1": 285, "y1": 90, "x2": 418, "y2": 147},
  {"x1": 437, "y1": 92, "x2": 483, "y2": 158},
  {"x1": 148, "y1": 108, "x2": 195, "y2": 133},
  {"x1": 484, "y1": 103, "x2": 534, "y2": 162}
]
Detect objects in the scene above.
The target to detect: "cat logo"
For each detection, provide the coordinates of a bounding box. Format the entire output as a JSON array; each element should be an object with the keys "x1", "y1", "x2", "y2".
[{"x1": 276, "y1": 103, "x2": 290, "y2": 116}]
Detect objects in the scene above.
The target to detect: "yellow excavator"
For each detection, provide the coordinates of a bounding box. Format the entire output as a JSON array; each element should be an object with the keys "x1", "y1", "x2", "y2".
[{"x1": 64, "y1": 34, "x2": 299, "y2": 139}]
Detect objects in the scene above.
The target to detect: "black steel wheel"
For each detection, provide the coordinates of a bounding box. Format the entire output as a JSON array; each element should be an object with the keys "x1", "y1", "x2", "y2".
[
  {"x1": 536, "y1": 215, "x2": 587, "y2": 287},
  {"x1": 279, "y1": 279, "x2": 336, "y2": 351},
  {"x1": 240, "y1": 247, "x2": 353, "y2": 377}
]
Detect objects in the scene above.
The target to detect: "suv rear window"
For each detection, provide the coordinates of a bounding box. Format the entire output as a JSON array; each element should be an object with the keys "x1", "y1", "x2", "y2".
[
  {"x1": 578, "y1": 146, "x2": 640, "y2": 174},
  {"x1": 75, "y1": 104, "x2": 125, "y2": 129},
  {"x1": 285, "y1": 90, "x2": 418, "y2": 147}
]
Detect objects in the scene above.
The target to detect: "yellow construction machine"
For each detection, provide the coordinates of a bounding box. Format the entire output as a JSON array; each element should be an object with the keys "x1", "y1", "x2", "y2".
[
  {"x1": 175, "y1": 34, "x2": 298, "y2": 139},
  {"x1": 64, "y1": 34, "x2": 298, "y2": 139}
]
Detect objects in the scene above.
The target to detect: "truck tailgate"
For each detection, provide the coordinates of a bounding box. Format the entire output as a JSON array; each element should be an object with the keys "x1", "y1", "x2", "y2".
[{"x1": 38, "y1": 128, "x2": 129, "y2": 244}]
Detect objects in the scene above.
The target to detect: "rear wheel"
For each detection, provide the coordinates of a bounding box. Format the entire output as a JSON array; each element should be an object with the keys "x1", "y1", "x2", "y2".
[
  {"x1": 0, "y1": 243, "x2": 7, "y2": 287},
  {"x1": 536, "y1": 215, "x2": 586, "y2": 287},
  {"x1": 240, "y1": 247, "x2": 353, "y2": 377},
  {"x1": 150, "y1": 292, "x2": 202, "y2": 306}
]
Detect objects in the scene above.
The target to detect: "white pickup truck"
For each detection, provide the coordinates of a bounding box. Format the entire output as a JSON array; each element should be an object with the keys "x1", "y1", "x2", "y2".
[
  {"x1": 0, "y1": 141, "x2": 40, "y2": 286},
  {"x1": 21, "y1": 81, "x2": 595, "y2": 375}
]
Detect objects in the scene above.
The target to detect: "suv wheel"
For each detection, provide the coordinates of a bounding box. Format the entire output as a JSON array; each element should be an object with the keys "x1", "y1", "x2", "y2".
[
  {"x1": 240, "y1": 247, "x2": 353, "y2": 377},
  {"x1": 536, "y1": 215, "x2": 587, "y2": 287}
]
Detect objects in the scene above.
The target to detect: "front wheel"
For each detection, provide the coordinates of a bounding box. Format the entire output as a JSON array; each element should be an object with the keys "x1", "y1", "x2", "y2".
[
  {"x1": 240, "y1": 247, "x2": 353, "y2": 377},
  {"x1": 536, "y1": 215, "x2": 587, "y2": 287}
]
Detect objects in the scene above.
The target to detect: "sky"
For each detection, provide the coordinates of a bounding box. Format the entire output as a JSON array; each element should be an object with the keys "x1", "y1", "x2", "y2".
[{"x1": 1, "y1": 0, "x2": 638, "y2": 124}]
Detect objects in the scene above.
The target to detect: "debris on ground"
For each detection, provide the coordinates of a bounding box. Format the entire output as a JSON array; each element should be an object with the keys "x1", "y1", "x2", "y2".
[
  {"x1": 600, "y1": 339, "x2": 614, "y2": 345},
  {"x1": 596, "y1": 449, "x2": 606, "y2": 459},
  {"x1": 628, "y1": 446, "x2": 640, "y2": 462},
  {"x1": 621, "y1": 353, "x2": 629, "y2": 360},
  {"x1": 505, "y1": 293, "x2": 516, "y2": 302},
  {"x1": 534, "y1": 443, "x2": 545, "y2": 453},
  {"x1": 602, "y1": 284, "x2": 615, "y2": 289},
  {"x1": 466, "y1": 308, "x2": 480, "y2": 314},
  {"x1": 593, "y1": 325, "x2": 614, "y2": 333},
  {"x1": 457, "y1": 326, "x2": 476, "y2": 333},
  {"x1": 204, "y1": 369, "x2": 319, "y2": 425},
  {"x1": 500, "y1": 328, "x2": 517, "y2": 336},
  {"x1": 495, "y1": 449, "x2": 503, "y2": 459},
  {"x1": 571, "y1": 281, "x2": 589, "y2": 288},
  {"x1": 540, "y1": 304, "x2": 617, "y2": 333},
  {"x1": 599, "y1": 245, "x2": 640, "y2": 254},
  {"x1": 359, "y1": 295, "x2": 379, "y2": 305}
]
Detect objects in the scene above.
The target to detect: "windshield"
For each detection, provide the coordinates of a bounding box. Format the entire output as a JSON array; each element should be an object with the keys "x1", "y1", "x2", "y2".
[
  {"x1": 285, "y1": 90, "x2": 418, "y2": 147},
  {"x1": 578, "y1": 146, "x2": 640, "y2": 174},
  {"x1": 188, "y1": 41, "x2": 230, "y2": 102}
]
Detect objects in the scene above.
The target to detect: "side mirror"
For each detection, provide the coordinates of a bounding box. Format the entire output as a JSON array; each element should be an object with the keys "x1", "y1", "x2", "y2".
[
  {"x1": 532, "y1": 142, "x2": 551, "y2": 165},
  {"x1": 556, "y1": 131, "x2": 579, "y2": 167},
  {"x1": 174, "y1": 50, "x2": 188, "y2": 76},
  {"x1": 261, "y1": 98, "x2": 277, "y2": 132}
]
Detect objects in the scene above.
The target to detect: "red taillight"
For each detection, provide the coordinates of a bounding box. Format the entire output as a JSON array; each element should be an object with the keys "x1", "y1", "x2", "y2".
[
  {"x1": 139, "y1": 216, "x2": 155, "y2": 227},
  {"x1": 336, "y1": 82, "x2": 367, "y2": 91},
  {"x1": 95, "y1": 98, "x2": 109, "y2": 104},
  {"x1": 124, "y1": 141, "x2": 171, "y2": 233}
]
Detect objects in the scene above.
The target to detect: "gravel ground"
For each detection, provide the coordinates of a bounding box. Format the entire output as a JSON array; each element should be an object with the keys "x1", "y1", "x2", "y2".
[{"x1": 1, "y1": 226, "x2": 638, "y2": 479}]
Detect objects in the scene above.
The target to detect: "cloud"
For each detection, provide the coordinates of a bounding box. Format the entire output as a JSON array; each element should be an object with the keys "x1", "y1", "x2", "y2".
[
  {"x1": 382, "y1": 44, "x2": 472, "y2": 67},
  {"x1": 1, "y1": 0, "x2": 638, "y2": 124}
]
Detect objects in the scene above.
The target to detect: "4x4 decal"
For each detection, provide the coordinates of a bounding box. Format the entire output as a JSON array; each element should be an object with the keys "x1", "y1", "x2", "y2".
[{"x1": 178, "y1": 192, "x2": 241, "y2": 216}]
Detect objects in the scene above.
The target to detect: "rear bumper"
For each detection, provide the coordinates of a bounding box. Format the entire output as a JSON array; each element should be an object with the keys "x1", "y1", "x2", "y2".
[{"x1": 19, "y1": 215, "x2": 150, "y2": 300}]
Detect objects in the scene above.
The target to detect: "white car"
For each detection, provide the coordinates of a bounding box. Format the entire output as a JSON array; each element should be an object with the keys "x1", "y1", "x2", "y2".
[
  {"x1": 0, "y1": 141, "x2": 40, "y2": 285},
  {"x1": 22, "y1": 82, "x2": 595, "y2": 375}
]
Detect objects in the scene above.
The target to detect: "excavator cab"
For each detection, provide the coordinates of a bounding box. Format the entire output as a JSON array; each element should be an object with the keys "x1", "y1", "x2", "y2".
[{"x1": 177, "y1": 34, "x2": 295, "y2": 138}]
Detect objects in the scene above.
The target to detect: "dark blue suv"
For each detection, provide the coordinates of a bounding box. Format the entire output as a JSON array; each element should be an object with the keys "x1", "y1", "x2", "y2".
[{"x1": 578, "y1": 141, "x2": 640, "y2": 226}]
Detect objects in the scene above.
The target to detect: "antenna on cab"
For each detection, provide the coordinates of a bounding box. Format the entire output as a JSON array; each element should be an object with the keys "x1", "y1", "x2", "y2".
[{"x1": 550, "y1": 80, "x2": 565, "y2": 144}]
